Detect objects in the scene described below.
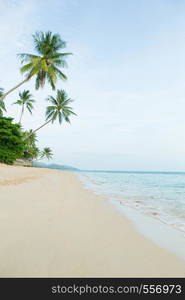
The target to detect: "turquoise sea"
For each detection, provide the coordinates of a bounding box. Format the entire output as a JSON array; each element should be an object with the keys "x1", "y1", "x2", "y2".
[{"x1": 77, "y1": 171, "x2": 185, "y2": 233}]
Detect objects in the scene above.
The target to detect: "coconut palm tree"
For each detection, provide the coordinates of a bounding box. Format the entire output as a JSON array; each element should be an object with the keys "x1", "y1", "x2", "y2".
[
  {"x1": 22, "y1": 130, "x2": 40, "y2": 160},
  {"x1": 0, "y1": 31, "x2": 72, "y2": 101},
  {"x1": 40, "y1": 147, "x2": 53, "y2": 160},
  {"x1": 0, "y1": 88, "x2": 6, "y2": 116},
  {"x1": 24, "y1": 89, "x2": 76, "y2": 140},
  {"x1": 13, "y1": 90, "x2": 35, "y2": 124}
]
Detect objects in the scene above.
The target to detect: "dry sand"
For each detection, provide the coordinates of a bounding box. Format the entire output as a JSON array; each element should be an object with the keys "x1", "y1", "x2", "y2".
[{"x1": 0, "y1": 163, "x2": 185, "y2": 277}]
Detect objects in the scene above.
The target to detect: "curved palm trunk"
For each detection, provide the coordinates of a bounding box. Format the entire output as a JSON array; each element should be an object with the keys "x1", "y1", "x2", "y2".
[
  {"x1": 24, "y1": 119, "x2": 52, "y2": 141},
  {"x1": 0, "y1": 78, "x2": 29, "y2": 101},
  {"x1": 19, "y1": 105, "x2": 24, "y2": 124}
]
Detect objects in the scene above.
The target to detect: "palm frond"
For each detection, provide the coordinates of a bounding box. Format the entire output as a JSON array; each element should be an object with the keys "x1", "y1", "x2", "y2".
[
  {"x1": 13, "y1": 100, "x2": 23, "y2": 105},
  {"x1": 54, "y1": 67, "x2": 67, "y2": 81},
  {"x1": 18, "y1": 53, "x2": 40, "y2": 64}
]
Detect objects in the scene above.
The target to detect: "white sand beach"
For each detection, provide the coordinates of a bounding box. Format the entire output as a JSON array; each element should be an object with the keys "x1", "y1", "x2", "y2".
[{"x1": 0, "y1": 163, "x2": 185, "y2": 277}]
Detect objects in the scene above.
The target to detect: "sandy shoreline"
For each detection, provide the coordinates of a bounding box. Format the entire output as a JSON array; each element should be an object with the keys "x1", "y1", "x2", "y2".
[{"x1": 0, "y1": 164, "x2": 185, "y2": 277}]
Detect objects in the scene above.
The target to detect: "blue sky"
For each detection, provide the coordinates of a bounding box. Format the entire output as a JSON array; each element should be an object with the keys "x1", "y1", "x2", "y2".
[{"x1": 1, "y1": 0, "x2": 185, "y2": 171}]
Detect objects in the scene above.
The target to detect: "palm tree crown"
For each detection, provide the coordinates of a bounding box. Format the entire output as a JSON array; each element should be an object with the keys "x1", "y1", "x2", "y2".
[
  {"x1": 13, "y1": 90, "x2": 35, "y2": 124},
  {"x1": 41, "y1": 147, "x2": 53, "y2": 160},
  {"x1": 18, "y1": 31, "x2": 72, "y2": 90},
  {"x1": 24, "y1": 89, "x2": 76, "y2": 140},
  {"x1": 46, "y1": 89, "x2": 76, "y2": 124}
]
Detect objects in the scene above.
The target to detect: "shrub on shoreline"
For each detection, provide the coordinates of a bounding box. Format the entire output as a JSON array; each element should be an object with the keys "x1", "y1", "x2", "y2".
[{"x1": 0, "y1": 116, "x2": 24, "y2": 164}]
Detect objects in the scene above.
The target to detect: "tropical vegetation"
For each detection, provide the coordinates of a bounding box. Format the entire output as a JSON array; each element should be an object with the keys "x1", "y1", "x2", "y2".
[
  {"x1": 0, "y1": 117, "x2": 24, "y2": 164},
  {"x1": 13, "y1": 90, "x2": 35, "y2": 124},
  {"x1": 0, "y1": 31, "x2": 72, "y2": 102},
  {"x1": 40, "y1": 147, "x2": 53, "y2": 160},
  {"x1": 25, "y1": 89, "x2": 76, "y2": 140},
  {"x1": 22, "y1": 130, "x2": 40, "y2": 160},
  {"x1": 0, "y1": 31, "x2": 76, "y2": 165}
]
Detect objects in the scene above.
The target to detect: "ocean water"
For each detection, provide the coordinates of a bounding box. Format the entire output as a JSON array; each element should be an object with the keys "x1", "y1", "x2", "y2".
[{"x1": 77, "y1": 171, "x2": 185, "y2": 234}]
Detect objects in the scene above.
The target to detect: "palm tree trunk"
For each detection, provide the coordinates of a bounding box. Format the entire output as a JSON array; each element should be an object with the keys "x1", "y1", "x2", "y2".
[
  {"x1": 0, "y1": 78, "x2": 29, "y2": 101},
  {"x1": 24, "y1": 119, "x2": 52, "y2": 140},
  {"x1": 19, "y1": 105, "x2": 24, "y2": 124}
]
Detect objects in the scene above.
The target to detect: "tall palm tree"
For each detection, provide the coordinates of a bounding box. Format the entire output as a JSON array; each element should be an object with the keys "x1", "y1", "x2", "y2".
[
  {"x1": 40, "y1": 147, "x2": 53, "y2": 160},
  {"x1": 0, "y1": 31, "x2": 72, "y2": 101},
  {"x1": 0, "y1": 88, "x2": 6, "y2": 116},
  {"x1": 13, "y1": 90, "x2": 35, "y2": 124},
  {"x1": 24, "y1": 89, "x2": 76, "y2": 140},
  {"x1": 22, "y1": 130, "x2": 40, "y2": 160}
]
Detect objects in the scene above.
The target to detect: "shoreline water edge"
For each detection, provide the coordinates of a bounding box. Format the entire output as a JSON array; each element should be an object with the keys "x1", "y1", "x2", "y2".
[
  {"x1": 77, "y1": 171, "x2": 185, "y2": 261},
  {"x1": 77, "y1": 171, "x2": 185, "y2": 233},
  {"x1": 0, "y1": 163, "x2": 185, "y2": 277}
]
